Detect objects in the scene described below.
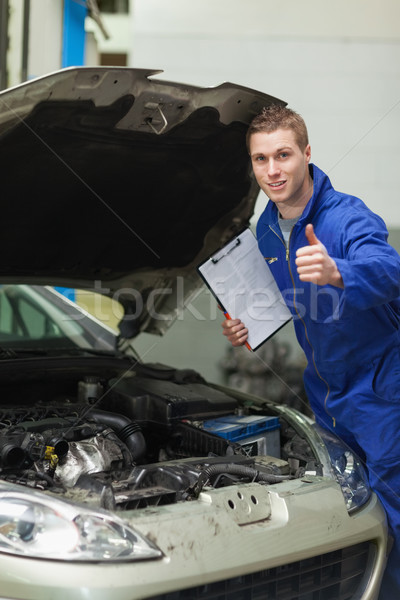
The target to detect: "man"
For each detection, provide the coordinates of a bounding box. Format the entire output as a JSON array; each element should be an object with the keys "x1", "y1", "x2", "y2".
[{"x1": 222, "y1": 105, "x2": 400, "y2": 598}]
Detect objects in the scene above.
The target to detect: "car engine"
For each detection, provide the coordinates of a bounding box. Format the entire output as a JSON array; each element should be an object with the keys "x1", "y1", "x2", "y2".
[{"x1": 0, "y1": 363, "x2": 319, "y2": 512}]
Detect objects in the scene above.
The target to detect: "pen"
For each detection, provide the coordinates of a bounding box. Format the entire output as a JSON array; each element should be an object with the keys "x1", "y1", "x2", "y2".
[{"x1": 223, "y1": 311, "x2": 252, "y2": 352}]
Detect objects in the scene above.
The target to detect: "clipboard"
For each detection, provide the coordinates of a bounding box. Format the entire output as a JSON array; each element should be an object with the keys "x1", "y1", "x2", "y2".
[{"x1": 197, "y1": 228, "x2": 292, "y2": 351}]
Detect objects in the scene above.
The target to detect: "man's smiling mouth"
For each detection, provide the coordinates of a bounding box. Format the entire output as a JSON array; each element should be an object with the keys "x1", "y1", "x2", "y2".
[{"x1": 269, "y1": 181, "x2": 286, "y2": 188}]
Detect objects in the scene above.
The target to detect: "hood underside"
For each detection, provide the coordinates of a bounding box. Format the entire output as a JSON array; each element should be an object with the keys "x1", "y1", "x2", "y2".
[{"x1": 0, "y1": 67, "x2": 285, "y2": 336}]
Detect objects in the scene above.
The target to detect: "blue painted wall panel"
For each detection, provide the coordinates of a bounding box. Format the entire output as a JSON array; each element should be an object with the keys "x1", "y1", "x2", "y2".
[{"x1": 62, "y1": 0, "x2": 87, "y2": 67}]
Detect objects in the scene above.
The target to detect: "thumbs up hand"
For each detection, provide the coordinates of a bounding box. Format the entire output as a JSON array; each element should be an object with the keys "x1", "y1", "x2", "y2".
[
  {"x1": 304, "y1": 223, "x2": 319, "y2": 246},
  {"x1": 295, "y1": 224, "x2": 344, "y2": 288}
]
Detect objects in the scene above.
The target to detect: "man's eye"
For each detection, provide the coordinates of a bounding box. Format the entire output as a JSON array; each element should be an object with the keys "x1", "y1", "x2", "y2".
[{"x1": 279, "y1": 152, "x2": 288, "y2": 158}]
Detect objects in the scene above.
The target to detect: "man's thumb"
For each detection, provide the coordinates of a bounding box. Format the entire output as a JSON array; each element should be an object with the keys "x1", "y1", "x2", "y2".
[{"x1": 305, "y1": 223, "x2": 319, "y2": 246}]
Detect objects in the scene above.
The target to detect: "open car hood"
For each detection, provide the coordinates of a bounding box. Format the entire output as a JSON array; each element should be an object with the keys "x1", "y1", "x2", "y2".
[{"x1": 0, "y1": 67, "x2": 285, "y2": 338}]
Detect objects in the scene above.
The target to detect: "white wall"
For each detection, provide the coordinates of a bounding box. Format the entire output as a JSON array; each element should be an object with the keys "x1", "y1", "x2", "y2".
[
  {"x1": 28, "y1": 0, "x2": 63, "y2": 79},
  {"x1": 7, "y1": 1, "x2": 24, "y2": 87},
  {"x1": 131, "y1": 0, "x2": 400, "y2": 227},
  {"x1": 86, "y1": 13, "x2": 133, "y2": 62}
]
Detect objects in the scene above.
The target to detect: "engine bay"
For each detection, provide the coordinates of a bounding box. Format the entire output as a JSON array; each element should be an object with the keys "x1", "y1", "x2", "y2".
[{"x1": 0, "y1": 362, "x2": 320, "y2": 511}]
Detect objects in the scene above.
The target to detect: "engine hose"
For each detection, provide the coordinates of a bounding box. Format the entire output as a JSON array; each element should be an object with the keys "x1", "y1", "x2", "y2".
[
  {"x1": 192, "y1": 463, "x2": 291, "y2": 497},
  {"x1": 85, "y1": 408, "x2": 146, "y2": 462},
  {"x1": 0, "y1": 441, "x2": 25, "y2": 468}
]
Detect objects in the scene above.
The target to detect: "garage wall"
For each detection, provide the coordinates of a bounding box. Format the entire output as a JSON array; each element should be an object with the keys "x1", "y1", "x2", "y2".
[
  {"x1": 27, "y1": 0, "x2": 64, "y2": 79},
  {"x1": 130, "y1": 0, "x2": 400, "y2": 383},
  {"x1": 131, "y1": 0, "x2": 400, "y2": 228},
  {"x1": 7, "y1": 0, "x2": 64, "y2": 86}
]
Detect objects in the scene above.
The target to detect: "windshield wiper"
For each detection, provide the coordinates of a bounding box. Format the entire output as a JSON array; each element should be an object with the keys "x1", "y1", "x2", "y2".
[
  {"x1": 0, "y1": 347, "x2": 18, "y2": 359},
  {"x1": 0, "y1": 346, "x2": 121, "y2": 359}
]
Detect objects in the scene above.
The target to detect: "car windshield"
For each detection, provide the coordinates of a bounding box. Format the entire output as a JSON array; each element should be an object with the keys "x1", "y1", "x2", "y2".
[{"x1": 0, "y1": 284, "x2": 118, "y2": 354}]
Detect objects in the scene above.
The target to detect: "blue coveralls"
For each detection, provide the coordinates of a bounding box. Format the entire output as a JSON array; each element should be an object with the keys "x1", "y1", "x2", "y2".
[{"x1": 256, "y1": 164, "x2": 400, "y2": 599}]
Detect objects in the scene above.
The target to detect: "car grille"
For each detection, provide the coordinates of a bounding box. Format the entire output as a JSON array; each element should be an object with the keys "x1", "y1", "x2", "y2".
[{"x1": 148, "y1": 541, "x2": 374, "y2": 600}]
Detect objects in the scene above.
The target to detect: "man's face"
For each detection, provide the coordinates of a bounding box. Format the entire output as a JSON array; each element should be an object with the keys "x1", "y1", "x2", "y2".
[{"x1": 249, "y1": 128, "x2": 312, "y2": 218}]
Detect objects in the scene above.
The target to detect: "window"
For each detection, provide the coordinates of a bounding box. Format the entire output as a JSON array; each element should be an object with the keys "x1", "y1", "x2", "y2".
[
  {"x1": 100, "y1": 53, "x2": 127, "y2": 66},
  {"x1": 97, "y1": 0, "x2": 129, "y2": 13},
  {"x1": 0, "y1": 286, "x2": 64, "y2": 342}
]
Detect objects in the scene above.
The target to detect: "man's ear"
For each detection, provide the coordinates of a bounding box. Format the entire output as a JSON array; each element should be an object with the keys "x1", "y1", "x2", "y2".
[{"x1": 305, "y1": 144, "x2": 311, "y2": 164}]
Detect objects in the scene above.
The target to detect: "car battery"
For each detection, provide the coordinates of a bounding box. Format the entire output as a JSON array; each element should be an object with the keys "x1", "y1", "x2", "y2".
[{"x1": 202, "y1": 414, "x2": 280, "y2": 458}]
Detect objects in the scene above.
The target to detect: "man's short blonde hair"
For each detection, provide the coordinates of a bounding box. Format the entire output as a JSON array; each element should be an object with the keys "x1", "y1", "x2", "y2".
[{"x1": 246, "y1": 105, "x2": 309, "y2": 152}]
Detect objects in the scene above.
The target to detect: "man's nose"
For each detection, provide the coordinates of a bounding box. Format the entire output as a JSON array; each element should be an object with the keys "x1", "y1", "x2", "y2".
[{"x1": 267, "y1": 159, "x2": 279, "y2": 176}]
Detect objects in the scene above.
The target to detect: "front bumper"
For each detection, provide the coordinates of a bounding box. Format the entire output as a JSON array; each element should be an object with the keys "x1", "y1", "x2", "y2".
[{"x1": 0, "y1": 476, "x2": 387, "y2": 600}]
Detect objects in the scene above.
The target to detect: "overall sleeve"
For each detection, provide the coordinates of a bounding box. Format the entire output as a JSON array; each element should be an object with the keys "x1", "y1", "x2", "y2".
[{"x1": 334, "y1": 209, "x2": 400, "y2": 311}]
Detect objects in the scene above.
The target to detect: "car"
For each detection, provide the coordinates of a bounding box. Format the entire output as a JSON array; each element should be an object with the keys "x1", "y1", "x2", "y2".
[{"x1": 0, "y1": 67, "x2": 388, "y2": 600}]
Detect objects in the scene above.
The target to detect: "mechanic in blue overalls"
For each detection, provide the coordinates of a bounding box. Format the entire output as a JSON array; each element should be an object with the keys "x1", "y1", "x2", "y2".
[{"x1": 222, "y1": 105, "x2": 400, "y2": 599}]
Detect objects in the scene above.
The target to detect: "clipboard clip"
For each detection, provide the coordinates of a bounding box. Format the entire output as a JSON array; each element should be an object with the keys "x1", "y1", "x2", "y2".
[{"x1": 211, "y1": 238, "x2": 241, "y2": 264}]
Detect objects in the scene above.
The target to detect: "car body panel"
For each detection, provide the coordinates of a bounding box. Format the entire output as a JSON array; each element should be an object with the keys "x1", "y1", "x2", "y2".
[{"x1": 0, "y1": 480, "x2": 387, "y2": 600}]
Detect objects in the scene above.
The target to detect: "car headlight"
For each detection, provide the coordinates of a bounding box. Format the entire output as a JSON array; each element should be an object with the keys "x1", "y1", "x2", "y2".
[
  {"x1": 0, "y1": 485, "x2": 162, "y2": 561},
  {"x1": 314, "y1": 424, "x2": 371, "y2": 513}
]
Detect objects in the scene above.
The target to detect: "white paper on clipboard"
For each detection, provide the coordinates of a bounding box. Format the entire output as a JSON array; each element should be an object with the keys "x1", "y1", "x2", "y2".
[{"x1": 197, "y1": 228, "x2": 292, "y2": 351}]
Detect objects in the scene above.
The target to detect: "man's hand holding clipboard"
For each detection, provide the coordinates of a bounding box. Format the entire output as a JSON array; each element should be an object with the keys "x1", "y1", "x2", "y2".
[{"x1": 221, "y1": 312, "x2": 252, "y2": 351}]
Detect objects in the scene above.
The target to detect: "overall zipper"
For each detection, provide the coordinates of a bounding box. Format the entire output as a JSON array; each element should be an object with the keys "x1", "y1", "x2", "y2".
[{"x1": 268, "y1": 225, "x2": 335, "y2": 427}]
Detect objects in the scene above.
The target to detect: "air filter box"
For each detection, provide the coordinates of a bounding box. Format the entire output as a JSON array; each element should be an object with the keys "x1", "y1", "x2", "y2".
[{"x1": 108, "y1": 375, "x2": 238, "y2": 426}]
